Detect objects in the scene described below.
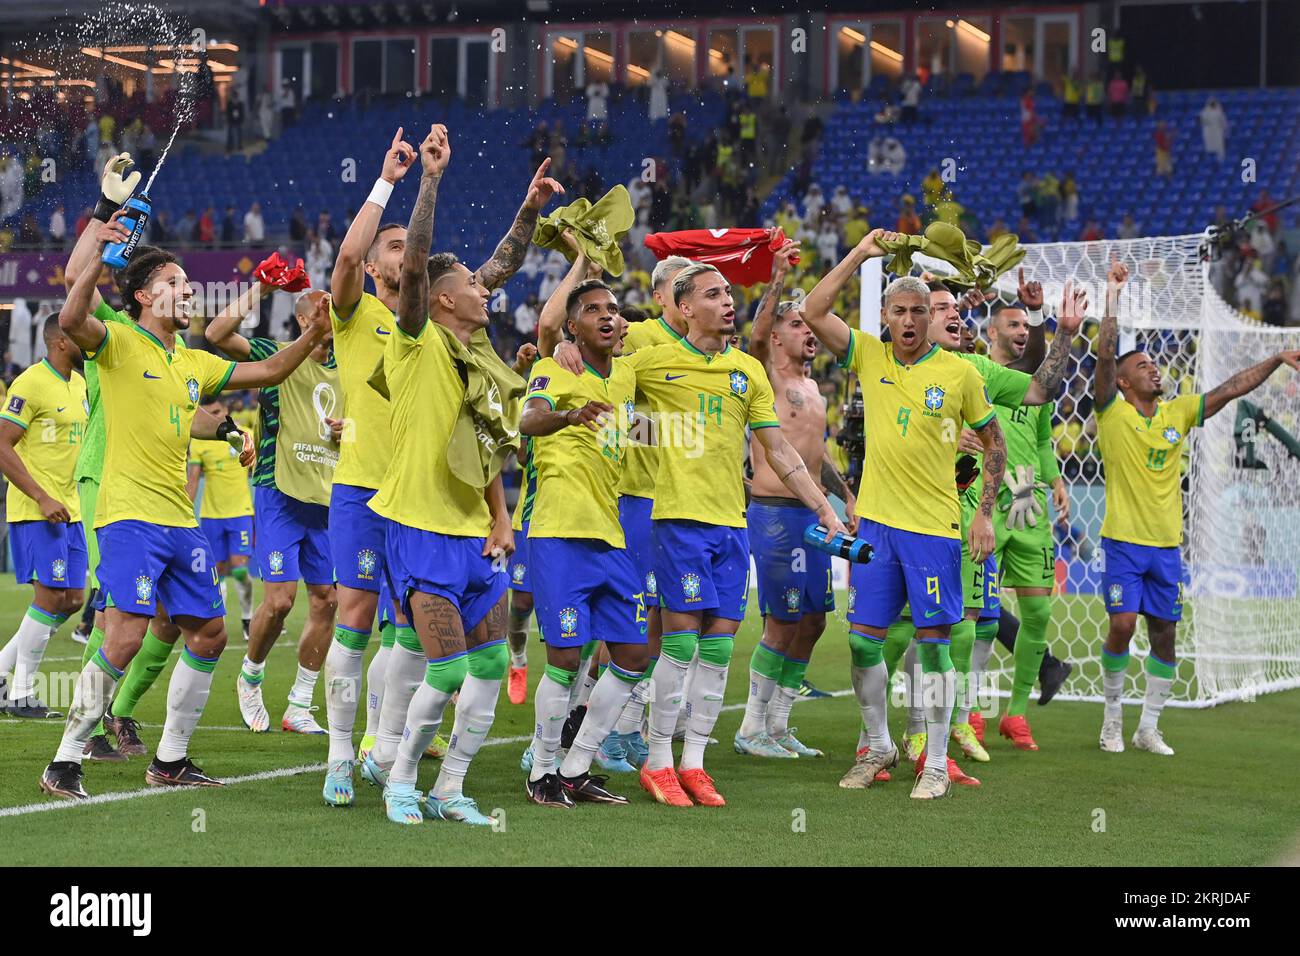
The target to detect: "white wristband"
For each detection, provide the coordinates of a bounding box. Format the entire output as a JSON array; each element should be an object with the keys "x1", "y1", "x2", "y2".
[
  {"x1": 368, "y1": 178, "x2": 394, "y2": 210},
  {"x1": 1026, "y1": 307, "x2": 1045, "y2": 327}
]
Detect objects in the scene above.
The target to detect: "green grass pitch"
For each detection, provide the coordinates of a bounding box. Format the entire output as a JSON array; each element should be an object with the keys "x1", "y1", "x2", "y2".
[{"x1": 1, "y1": 579, "x2": 1296, "y2": 866}]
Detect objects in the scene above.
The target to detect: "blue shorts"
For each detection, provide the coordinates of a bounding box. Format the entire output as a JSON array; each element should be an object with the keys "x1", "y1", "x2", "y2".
[
  {"x1": 200, "y1": 515, "x2": 253, "y2": 565},
  {"x1": 385, "y1": 520, "x2": 506, "y2": 635},
  {"x1": 747, "y1": 499, "x2": 835, "y2": 622},
  {"x1": 619, "y1": 495, "x2": 659, "y2": 608},
  {"x1": 651, "y1": 519, "x2": 750, "y2": 621},
  {"x1": 330, "y1": 483, "x2": 386, "y2": 592},
  {"x1": 848, "y1": 519, "x2": 962, "y2": 630},
  {"x1": 10, "y1": 520, "x2": 88, "y2": 590},
  {"x1": 507, "y1": 521, "x2": 532, "y2": 594},
  {"x1": 254, "y1": 485, "x2": 332, "y2": 586},
  {"x1": 96, "y1": 520, "x2": 223, "y2": 620},
  {"x1": 1101, "y1": 537, "x2": 1184, "y2": 622},
  {"x1": 530, "y1": 537, "x2": 648, "y2": 648}
]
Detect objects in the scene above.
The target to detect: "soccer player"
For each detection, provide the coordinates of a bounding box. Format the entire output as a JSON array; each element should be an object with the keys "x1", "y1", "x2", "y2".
[
  {"x1": 0, "y1": 317, "x2": 88, "y2": 718},
  {"x1": 801, "y1": 230, "x2": 1007, "y2": 800},
  {"x1": 204, "y1": 282, "x2": 342, "y2": 736},
  {"x1": 188, "y1": 396, "x2": 256, "y2": 640},
  {"x1": 620, "y1": 263, "x2": 848, "y2": 807},
  {"x1": 735, "y1": 240, "x2": 856, "y2": 759},
  {"x1": 39, "y1": 215, "x2": 330, "y2": 800},
  {"x1": 1094, "y1": 260, "x2": 1298, "y2": 755},
  {"x1": 521, "y1": 277, "x2": 649, "y2": 807}
]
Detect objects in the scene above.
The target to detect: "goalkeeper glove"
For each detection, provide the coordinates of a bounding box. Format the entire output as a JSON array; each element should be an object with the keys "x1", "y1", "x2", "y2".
[
  {"x1": 1002, "y1": 464, "x2": 1046, "y2": 531},
  {"x1": 215, "y1": 415, "x2": 245, "y2": 452},
  {"x1": 94, "y1": 153, "x2": 140, "y2": 222}
]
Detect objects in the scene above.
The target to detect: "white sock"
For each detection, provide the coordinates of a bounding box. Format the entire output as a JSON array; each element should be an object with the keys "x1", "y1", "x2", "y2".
[
  {"x1": 904, "y1": 643, "x2": 925, "y2": 735},
  {"x1": 241, "y1": 655, "x2": 265, "y2": 682},
  {"x1": 362, "y1": 644, "x2": 391, "y2": 738},
  {"x1": 647, "y1": 653, "x2": 690, "y2": 769},
  {"x1": 155, "y1": 651, "x2": 217, "y2": 762},
  {"x1": 738, "y1": 665, "x2": 777, "y2": 737},
  {"x1": 859, "y1": 660, "x2": 890, "y2": 753},
  {"x1": 9, "y1": 609, "x2": 55, "y2": 697},
  {"x1": 0, "y1": 633, "x2": 18, "y2": 675},
  {"x1": 680, "y1": 658, "x2": 728, "y2": 771},
  {"x1": 674, "y1": 652, "x2": 699, "y2": 735},
  {"x1": 531, "y1": 671, "x2": 573, "y2": 781},
  {"x1": 287, "y1": 663, "x2": 320, "y2": 710},
  {"x1": 1138, "y1": 670, "x2": 1173, "y2": 731},
  {"x1": 573, "y1": 666, "x2": 597, "y2": 710},
  {"x1": 966, "y1": 637, "x2": 996, "y2": 720},
  {"x1": 509, "y1": 641, "x2": 527, "y2": 668},
  {"x1": 324, "y1": 642, "x2": 364, "y2": 762},
  {"x1": 767, "y1": 684, "x2": 797, "y2": 739},
  {"x1": 850, "y1": 663, "x2": 869, "y2": 751},
  {"x1": 561, "y1": 669, "x2": 638, "y2": 778},
  {"x1": 614, "y1": 677, "x2": 651, "y2": 735},
  {"x1": 1103, "y1": 667, "x2": 1125, "y2": 722},
  {"x1": 234, "y1": 574, "x2": 254, "y2": 619},
  {"x1": 54, "y1": 660, "x2": 118, "y2": 763},
  {"x1": 922, "y1": 668, "x2": 955, "y2": 774},
  {"x1": 433, "y1": 674, "x2": 499, "y2": 799},
  {"x1": 371, "y1": 643, "x2": 425, "y2": 766},
  {"x1": 389, "y1": 679, "x2": 455, "y2": 787}
]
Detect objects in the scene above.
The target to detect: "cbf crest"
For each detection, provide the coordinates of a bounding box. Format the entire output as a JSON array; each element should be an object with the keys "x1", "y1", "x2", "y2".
[
  {"x1": 267, "y1": 551, "x2": 285, "y2": 574},
  {"x1": 784, "y1": 587, "x2": 801, "y2": 613},
  {"x1": 645, "y1": 571, "x2": 658, "y2": 597},
  {"x1": 135, "y1": 574, "x2": 154, "y2": 604},
  {"x1": 1108, "y1": 583, "x2": 1123, "y2": 606},
  {"x1": 924, "y1": 385, "x2": 945, "y2": 411},
  {"x1": 729, "y1": 370, "x2": 748, "y2": 396},
  {"x1": 682, "y1": 572, "x2": 702, "y2": 602},
  {"x1": 1162, "y1": 426, "x2": 1181, "y2": 444},
  {"x1": 51, "y1": 558, "x2": 67, "y2": 582},
  {"x1": 186, "y1": 377, "x2": 200, "y2": 404},
  {"x1": 357, "y1": 548, "x2": 377, "y2": 579},
  {"x1": 511, "y1": 562, "x2": 527, "y2": 585},
  {"x1": 559, "y1": 606, "x2": 578, "y2": 638}
]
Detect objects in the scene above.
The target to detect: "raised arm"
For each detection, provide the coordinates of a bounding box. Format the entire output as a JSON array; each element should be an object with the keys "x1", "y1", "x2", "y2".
[
  {"x1": 752, "y1": 426, "x2": 847, "y2": 540},
  {"x1": 747, "y1": 239, "x2": 798, "y2": 367},
  {"x1": 330, "y1": 128, "x2": 416, "y2": 316},
  {"x1": 226, "y1": 293, "x2": 331, "y2": 389},
  {"x1": 1006, "y1": 267, "x2": 1047, "y2": 373},
  {"x1": 969, "y1": 416, "x2": 1007, "y2": 562},
  {"x1": 1204, "y1": 350, "x2": 1300, "y2": 420},
  {"x1": 1023, "y1": 279, "x2": 1086, "y2": 405},
  {"x1": 0, "y1": 421, "x2": 69, "y2": 522},
  {"x1": 537, "y1": 230, "x2": 590, "y2": 359},
  {"x1": 65, "y1": 153, "x2": 141, "y2": 311},
  {"x1": 475, "y1": 158, "x2": 563, "y2": 291},
  {"x1": 59, "y1": 214, "x2": 128, "y2": 352},
  {"x1": 804, "y1": 228, "x2": 897, "y2": 361},
  {"x1": 204, "y1": 281, "x2": 268, "y2": 360},
  {"x1": 396, "y1": 125, "x2": 450, "y2": 337},
  {"x1": 1094, "y1": 260, "x2": 1127, "y2": 411}
]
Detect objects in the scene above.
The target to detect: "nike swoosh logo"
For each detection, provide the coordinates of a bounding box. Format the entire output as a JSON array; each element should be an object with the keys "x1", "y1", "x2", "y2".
[
  {"x1": 665, "y1": 374, "x2": 687, "y2": 381},
  {"x1": 56, "y1": 406, "x2": 66, "y2": 412},
  {"x1": 376, "y1": 327, "x2": 391, "y2": 335},
  {"x1": 880, "y1": 377, "x2": 894, "y2": 384},
  {"x1": 143, "y1": 372, "x2": 161, "y2": 380},
  {"x1": 924, "y1": 609, "x2": 942, "y2": 618}
]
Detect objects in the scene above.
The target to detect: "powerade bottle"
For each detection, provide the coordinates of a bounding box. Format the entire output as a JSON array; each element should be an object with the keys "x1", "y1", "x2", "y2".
[
  {"x1": 803, "y1": 523, "x2": 873, "y2": 564},
  {"x1": 101, "y1": 193, "x2": 152, "y2": 269}
]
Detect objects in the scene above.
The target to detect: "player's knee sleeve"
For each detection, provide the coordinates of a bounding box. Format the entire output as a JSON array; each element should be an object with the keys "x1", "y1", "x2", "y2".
[
  {"x1": 467, "y1": 640, "x2": 509, "y2": 681},
  {"x1": 1144, "y1": 654, "x2": 1176, "y2": 679},
  {"x1": 379, "y1": 622, "x2": 397, "y2": 649},
  {"x1": 917, "y1": 641, "x2": 953, "y2": 673},
  {"x1": 544, "y1": 664, "x2": 577, "y2": 686},
  {"x1": 975, "y1": 619, "x2": 999, "y2": 643},
  {"x1": 751, "y1": 642, "x2": 785, "y2": 679},
  {"x1": 1101, "y1": 646, "x2": 1131, "y2": 672},
  {"x1": 394, "y1": 624, "x2": 421, "y2": 653},
  {"x1": 609, "y1": 662, "x2": 645, "y2": 684},
  {"x1": 333, "y1": 624, "x2": 370, "y2": 652},
  {"x1": 1017, "y1": 595, "x2": 1052, "y2": 637},
  {"x1": 696, "y1": 634, "x2": 734, "y2": 667},
  {"x1": 230, "y1": 565, "x2": 249, "y2": 581},
  {"x1": 425, "y1": 654, "x2": 469, "y2": 693},
  {"x1": 659, "y1": 630, "x2": 698, "y2": 664},
  {"x1": 848, "y1": 628, "x2": 883, "y2": 668}
]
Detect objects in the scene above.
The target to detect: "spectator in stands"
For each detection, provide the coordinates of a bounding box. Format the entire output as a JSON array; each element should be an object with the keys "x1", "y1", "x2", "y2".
[
  {"x1": 627, "y1": 171, "x2": 651, "y2": 215},
  {"x1": 775, "y1": 201, "x2": 801, "y2": 239},
  {"x1": 226, "y1": 90, "x2": 246, "y2": 153},
  {"x1": 221, "y1": 205, "x2": 238, "y2": 245},
  {"x1": 649, "y1": 69, "x2": 670, "y2": 122},
  {"x1": 521, "y1": 244, "x2": 544, "y2": 281},
  {"x1": 198, "y1": 206, "x2": 216, "y2": 247},
  {"x1": 1015, "y1": 216, "x2": 1040, "y2": 243},
  {"x1": 922, "y1": 168, "x2": 944, "y2": 206},
  {"x1": 803, "y1": 183, "x2": 826, "y2": 222},
  {"x1": 177, "y1": 210, "x2": 197, "y2": 248},
  {"x1": 1036, "y1": 172, "x2": 1060, "y2": 231},
  {"x1": 1062, "y1": 72, "x2": 1082, "y2": 120},
  {"x1": 586, "y1": 80, "x2": 609, "y2": 124},
  {"x1": 987, "y1": 217, "x2": 1010, "y2": 242},
  {"x1": 900, "y1": 73, "x2": 922, "y2": 123},
  {"x1": 548, "y1": 120, "x2": 568, "y2": 179},
  {"x1": 1017, "y1": 172, "x2": 1038, "y2": 221},
  {"x1": 82, "y1": 117, "x2": 99, "y2": 168},
  {"x1": 1020, "y1": 89, "x2": 1042, "y2": 146},
  {"x1": 867, "y1": 134, "x2": 906, "y2": 175},
  {"x1": 1062, "y1": 172, "x2": 1080, "y2": 224},
  {"x1": 745, "y1": 59, "x2": 769, "y2": 100},
  {"x1": 1080, "y1": 219, "x2": 1103, "y2": 242},
  {"x1": 137, "y1": 124, "x2": 156, "y2": 171},
  {"x1": 539, "y1": 251, "x2": 567, "y2": 303},
  {"x1": 289, "y1": 208, "x2": 307, "y2": 243},
  {"x1": 1106, "y1": 72, "x2": 1130, "y2": 119},
  {"x1": 843, "y1": 205, "x2": 871, "y2": 248},
  {"x1": 1154, "y1": 121, "x2": 1174, "y2": 176},
  {"x1": 738, "y1": 103, "x2": 758, "y2": 165},
  {"x1": 513, "y1": 294, "x2": 540, "y2": 342},
  {"x1": 243, "y1": 201, "x2": 265, "y2": 244},
  {"x1": 278, "y1": 80, "x2": 297, "y2": 131},
  {"x1": 94, "y1": 140, "x2": 115, "y2": 183},
  {"x1": 305, "y1": 229, "x2": 333, "y2": 290},
  {"x1": 1199, "y1": 97, "x2": 1228, "y2": 162},
  {"x1": 800, "y1": 111, "x2": 824, "y2": 152},
  {"x1": 149, "y1": 210, "x2": 173, "y2": 244},
  {"x1": 815, "y1": 220, "x2": 841, "y2": 270},
  {"x1": 1262, "y1": 279, "x2": 1288, "y2": 327},
  {"x1": 1131, "y1": 65, "x2": 1150, "y2": 115},
  {"x1": 1118, "y1": 213, "x2": 1140, "y2": 240},
  {"x1": 1085, "y1": 75, "x2": 1104, "y2": 123},
  {"x1": 98, "y1": 113, "x2": 116, "y2": 151},
  {"x1": 49, "y1": 204, "x2": 66, "y2": 249},
  {"x1": 257, "y1": 90, "x2": 275, "y2": 140},
  {"x1": 830, "y1": 185, "x2": 853, "y2": 220},
  {"x1": 317, "y1": 210, "x2": 337, "y2": 243},
  {"x1": 896, "y1": 195, "x2": 922, "y2": 235},
  {"x1": 19, "y1": 213, "x2": 42, "y2": 247},
  {"x1": 767, "y1": 105, "x2": 792, "y2": 174}
]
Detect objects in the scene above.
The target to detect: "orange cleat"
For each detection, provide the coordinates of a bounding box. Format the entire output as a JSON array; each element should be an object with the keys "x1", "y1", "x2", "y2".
[
  {"x1": 640, "y1": 765, "x2": 693, "y2": 807},
  {"x1": 507, "y1": 665, "x2": 528, "y2": 705},
  {"x1": 999, "y1": 714, "x2": 1040, "y2": 751},
  {"x1": 969, "y1": 709, "x2": 986, "y2": 744},
  {"x1": 914, "y1": 751, "x2": 982, "y2": 786},
  {"x1": 678, "y1": 767, "x2": 726, "y2": 807},
  {"x1": 875, "y1": 769, "x2": 892, "y2": 782}
]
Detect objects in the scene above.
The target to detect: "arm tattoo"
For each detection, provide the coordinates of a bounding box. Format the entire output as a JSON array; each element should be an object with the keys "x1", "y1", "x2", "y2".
[
  {"x1": 477, "y1": 204, "x2": 539, "y2": 291},
  {"x1": 399, "y1": 173, "x2": 440, "y2": 330},
  {"x1": 748, "y1": 272, "x2": 786, "y2": 365},
  {"x1": 1095, "y1": 313, "x2": 1118, "y2": 408},
  {"x1": 1205, "y1": 355, "x2": 1282, "y2": 416},
  {"x1": 1031, "y1": 326, "x2": 1072, "y2": 397},
  {"x1": 976, "y1": 418, "x2": 1007, "y2": 519},
  {"x1": 820, "y1": 457, "x2": 851, "y2": 500}
]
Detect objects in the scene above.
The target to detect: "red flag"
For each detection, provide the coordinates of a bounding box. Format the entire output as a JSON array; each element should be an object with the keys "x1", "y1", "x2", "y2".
[{"x1": 644, "y1": 227, "x2": 799, "y2": 287}]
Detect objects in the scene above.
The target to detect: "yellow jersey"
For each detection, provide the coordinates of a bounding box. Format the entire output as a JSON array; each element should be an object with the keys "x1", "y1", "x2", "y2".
[
  {"x1": 624, "y1": 337, "x2": 779, "y2": 528},
  {"x1": 618, "y1": 317, "x2": 686, "y2": 498},
  {"x1": 368, "y1": 320, "x2": 494, "y2": 536},
  {"x1": 91, "y1": 313, "x2": 235, "y2": 528},
  {"x1": 840, "y1": 330, "x2": 995, "y2": 539},
  {"x1": 330, "y1": 292, "x2": 395, "y2": 490},
  {"x1": 189, "y1": 438, "x2": 254, "y2": 519},
  {"x1": 525, "y1": 356, "x2": 636, "y2": 548},
  {"x1": 1, "y1": 360, "x2": 88, "y2": 523},
  {"x1": 1096, "y1": 392, "x2": 1203, "y2": 547}
]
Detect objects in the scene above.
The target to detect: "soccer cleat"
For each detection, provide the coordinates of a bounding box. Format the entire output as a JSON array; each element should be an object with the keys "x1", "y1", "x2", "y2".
[
  {"x1": 796, "y1": 678, "x2": 831, "y2": 699},
  {"x1": 71, "y1": 625, "x2": 91, "y2": 646},
  {"x1": 1038, "y1": 658, "x2": 1074, "y2": 706},
  {"x1": 144, "y1": 757, "x2": 224, "y2": 788},
  {"x1": 281, "y1": 705, "x2": 326, "y2": 735},
  {"x1": 235, "y1": 673, "x2": 270, "y2": 733},
  {"x1": 617, "y1": 731, "x2": 649, "y2": 768},
  {"x1": 639, "y1": 765, "x2": 693, "y2": 807},
  {"x1": 5, "y1": 695, "x2": 62, "y2": 719},
  {"x1": 678, "y1": 767, "x2": 725, "y2": 807},
  {"x1": 357, "y1": 734, "x2": 376, "y2": 763},
  {"x1": 998, "y1": 714, "x2": 1039, "y2": 751},
  {"x1": 951, "y1": 722, "x2": 990, "y2": 761},
  {"x1": 84, "y1": 734, "x2": 127, "y2": 762},
  {"x1": 734, "y1": 729, "x2": 799, "y2": 758},
  {"x1": 902, "y1": 731, "x2": 927, "y2": 763},
  {"x1": 104, "y1": 714, "x2": 148, "y2": 756},
  {"x1": 0, "y1": 675, "x2": 7, "y2": 709},
  {"x1": 560, "y1": 704, "x2": 587, "y2": 749},
  {"x1": 242, "y1": 618, "x2": 251, "y2": 641},
  {"x1": 773, "y1": 728, "x2": 824, "y2": 757},
  {"x1": 383, "y1": 782, "x2": 425, "y2": 825},
  {"x1": 526, "y1": 773, "x2": 575, "y2": 808},
  {"x1": 969, "y1": 709, "x2": 986, "y2": 744},
  {"x1": 322, "y1": 759, "x2": 355, "y2": 806},
  {"x1": 1132, "y1": 727, "x2": 1175, "y2": 756},
  {"x1": 1099, "y1": 718, "x2": 1125, "y2": 753},
  {"x1": 914, "y1": 752, "x2": 981, "y2": 786},
  {"x1": 911, "y1": 767, "x2": 952, "y2": 800},
  {"x1": 507, "y1": 665, "x2": 528, "y2": 705},
  {"x1": 359, "y1": 752, "x2": 391, "y2": 789},
  {"x1": 559, "y1": 771, "x2": 629, "y2": 805},
  {"x1": 423, "y1": 793, "x2": 495, "y2": 826},
  {"x1": 519, "y1": 743, "x2": 535, "y2": 772},
  {"x1": 424, "y1": 733, "x2": 449, "y2": 759},
  {"x1": 594, "y1": 734, "x2": 637, "y2": 773},
  {"x1": 40, "y1": 761, "x2": 88, "y2": 800},
  {"x1": 838, "y1": 745, "x2": 899, "y2": 789}
]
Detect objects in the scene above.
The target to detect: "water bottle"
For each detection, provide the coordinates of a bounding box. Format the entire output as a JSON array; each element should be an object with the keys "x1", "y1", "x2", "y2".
[
  {"x1": 101, "y1": 193, "x2": 152, "y2": 270},
  {"x1": 804, "y1": 523, "x2": 873, "y2": 564}
]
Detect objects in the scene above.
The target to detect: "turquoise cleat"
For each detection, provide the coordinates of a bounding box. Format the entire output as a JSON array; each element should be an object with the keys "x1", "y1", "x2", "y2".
[
  {"x1": 359, "y1": 752, "x2": 390, "y2": 789},
  {"x1": 424, "y1": 793, "x2": 495, "y2": 826},
  {"x1": 384, "y1": 782, "x2": 424, "y2": 825},
  {"x1": 519, "y1": 743, "x2": 534, "y2": 773},
  {"x1": 734, "y1": 730, "x2": 798, "y2": 758},
  {"x1": 322, "y1": 759, "x2": 355, "y2": 806},
  {"x1": 774, "y1": 728, "x2": 824, "y2": 757},
  {"x1": 594, "y1": 734, "x2": 637, "y2": 773},
  {"x1": 617, "y1": 730, "x2": 649, "y2": 768}
]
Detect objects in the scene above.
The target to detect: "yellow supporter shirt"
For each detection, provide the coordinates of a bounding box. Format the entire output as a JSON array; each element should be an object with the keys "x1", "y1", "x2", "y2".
[
  {"x1": 190, "y1": 438, "x2": 254, "y2": 519},
  {"x1": 330, "y1": 292, "x2": 396, "y2": 490},
  {"x1": 1, "y1": 360, "x2": 87, "y2": 523},
  {"x1": 618, "y1": 316, "x2": 686, "y2": 498}
]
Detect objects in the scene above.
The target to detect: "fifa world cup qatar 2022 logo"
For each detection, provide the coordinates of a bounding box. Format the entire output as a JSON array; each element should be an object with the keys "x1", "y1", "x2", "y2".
[{"x1": 313, "y1": 382, "x2": 338, "y2": 441}]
